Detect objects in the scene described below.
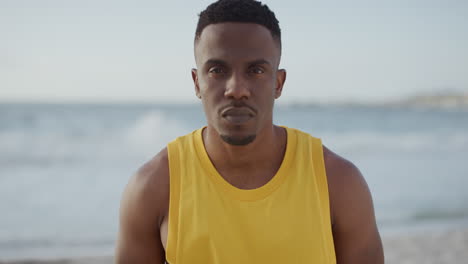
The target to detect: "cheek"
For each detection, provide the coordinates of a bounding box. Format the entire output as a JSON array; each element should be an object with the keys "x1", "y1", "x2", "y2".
[
  {"x1": 257, "y1": 79, "x2": 278, "y2": 97},
  {"x1": 201, "y1": 80, "x2": 225, "y2": 98}
]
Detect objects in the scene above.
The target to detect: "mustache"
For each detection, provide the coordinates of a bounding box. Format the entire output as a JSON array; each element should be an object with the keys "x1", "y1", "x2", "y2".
[{"x1": 219, "y1": 101, "x2": 257, "y2": 116}]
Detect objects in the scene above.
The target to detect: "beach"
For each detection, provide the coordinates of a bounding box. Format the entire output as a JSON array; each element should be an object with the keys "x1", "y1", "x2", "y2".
[
  {"x1": 1, "y1": 227, "x2": 467, "y2": 264},
  {"x1": 383, "y1": 227, "x2": 468, "y2": 264}
]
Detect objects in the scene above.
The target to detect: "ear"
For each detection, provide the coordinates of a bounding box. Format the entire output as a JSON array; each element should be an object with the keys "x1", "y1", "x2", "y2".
[
  {"x1": 274, "y1": 69, "x2": 286, "y2": 99},
  {"x1": 191, "y1": 68, "x2": 201, "y2": 99}
]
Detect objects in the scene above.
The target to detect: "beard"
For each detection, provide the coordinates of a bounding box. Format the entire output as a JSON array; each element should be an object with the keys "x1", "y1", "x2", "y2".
[{"x1": 220, "y1": 134, "x2": 256, "y2": 146}]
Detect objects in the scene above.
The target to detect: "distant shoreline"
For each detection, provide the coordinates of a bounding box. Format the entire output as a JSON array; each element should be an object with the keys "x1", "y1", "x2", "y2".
[{"x1": 390, "y1": 92, "x2": 468, "y2": 108}]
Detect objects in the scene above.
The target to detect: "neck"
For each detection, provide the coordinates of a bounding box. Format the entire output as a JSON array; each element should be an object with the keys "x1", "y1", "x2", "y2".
[{"x1": 202, "y1": 124, "x2": 287, "y2": 189}]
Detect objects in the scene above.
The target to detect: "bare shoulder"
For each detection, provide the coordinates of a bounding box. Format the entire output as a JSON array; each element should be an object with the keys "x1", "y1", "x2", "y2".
[
  {"x1": 322, "y1": 146, "x2": 366, "y2": 200},
  {"x1": 130, "y1": 148, "x2": 170, "y2": 212},
  {"x1": 115, "y1": 148, "x2": 169, "y2": 263},
  {"x1": 323, "y1": 146, "x2": 360, "y2": 180},
  {"x1": 322, "y1": 145, "x2": 384, "y2": 264},
  {"x1": 122, "y1": 147, "x2": 170, "y2": 219},
  {"x1": 321, "y1": 145, "x2": 371, "y2": 226}
]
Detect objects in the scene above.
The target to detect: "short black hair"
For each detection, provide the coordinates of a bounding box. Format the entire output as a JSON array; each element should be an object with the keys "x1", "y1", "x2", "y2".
[{"x1": 195, "y1": 0, "x2": 281, "y2": 47}]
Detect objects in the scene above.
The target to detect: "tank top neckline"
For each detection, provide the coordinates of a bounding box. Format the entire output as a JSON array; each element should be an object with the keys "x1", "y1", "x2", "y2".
[{"x1": 193, "y1": 126, "x2": 296, "y2": 201}]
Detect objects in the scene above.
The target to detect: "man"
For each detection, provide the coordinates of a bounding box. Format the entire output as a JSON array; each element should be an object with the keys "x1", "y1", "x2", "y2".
[{"x1": 116, "y1": 0, "x2": 384, "y2": 263}]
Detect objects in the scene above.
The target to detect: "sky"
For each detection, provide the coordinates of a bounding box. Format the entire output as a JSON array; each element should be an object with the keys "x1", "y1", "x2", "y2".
[{"x1": 1, "y1": 0, "x2": 467, "y2": 103}]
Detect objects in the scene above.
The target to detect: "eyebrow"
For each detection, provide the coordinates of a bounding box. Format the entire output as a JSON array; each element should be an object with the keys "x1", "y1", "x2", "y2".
[
  {"x1": 204, "y1": 59, "x2": 227, "y2": 66},
  {"x1": 203, "y1": 58, "x2": 272, "y2": 67},
  {"x1": 248, "y1": 59, "x2": 271, "y2": 66}
]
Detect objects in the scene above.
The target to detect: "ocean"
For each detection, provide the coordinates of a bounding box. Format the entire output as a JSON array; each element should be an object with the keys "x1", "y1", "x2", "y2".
[{"x1": 1, "y1": 102, "x2": 467, "y2": 259}]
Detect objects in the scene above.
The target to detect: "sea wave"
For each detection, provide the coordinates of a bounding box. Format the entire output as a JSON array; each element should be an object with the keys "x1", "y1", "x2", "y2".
[
  {"x1": 322, "y1": 130, "x2": 468, "y2": 154},
  {"x1": 124, "y1": 110, "x2": 191, "y2": 156},
  {"x1": 1, "y1": 116, "x2": 467, "y2": 169},
  {"x1": 0, "y1": 110, "x2": 191, "y2": 167}
]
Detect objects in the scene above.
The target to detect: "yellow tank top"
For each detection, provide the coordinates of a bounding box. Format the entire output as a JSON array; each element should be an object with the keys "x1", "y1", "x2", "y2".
[{"x1": 166, "y1": 127, "x2": 336, "y2": 263}]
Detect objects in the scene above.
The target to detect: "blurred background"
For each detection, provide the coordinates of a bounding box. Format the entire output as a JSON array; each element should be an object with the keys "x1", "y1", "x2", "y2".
[{"x1": 1, "y1": 0, "x2": 467, "y2": 261}]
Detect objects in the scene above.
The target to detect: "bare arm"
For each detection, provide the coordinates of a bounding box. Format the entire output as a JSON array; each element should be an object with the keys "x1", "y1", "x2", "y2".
[
  {"x1": 115, "y1": 149, "x2": 169, "y2": 264},
  {"x1": 324, "y1": 147, "x2": 384, "y2": 264}
]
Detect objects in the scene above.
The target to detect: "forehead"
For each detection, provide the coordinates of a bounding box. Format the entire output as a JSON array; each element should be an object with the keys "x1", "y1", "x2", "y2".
[{"x1": 195, "y1": 23, "x2": 280, "y2": 66}]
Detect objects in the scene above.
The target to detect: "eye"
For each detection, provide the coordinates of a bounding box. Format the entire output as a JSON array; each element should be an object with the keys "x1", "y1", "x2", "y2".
[
  {"x1": 249, "y1": 66, "x2": 265, "y2": 74},
  {"x1": 208, "y1": 67, "x2": 226, "y2": 74}
]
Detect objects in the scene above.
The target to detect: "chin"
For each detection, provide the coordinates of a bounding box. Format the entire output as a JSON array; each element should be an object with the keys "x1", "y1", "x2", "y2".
[
  {"x1": 220, "y1": 134, "x2": 256, "y2": 146},
  {"x1": 213, "y1": 120, "x2": 258, "y2": 145}
]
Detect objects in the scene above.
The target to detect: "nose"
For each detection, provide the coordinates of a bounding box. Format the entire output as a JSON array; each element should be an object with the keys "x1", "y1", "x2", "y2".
[{"x1": 224, "y1": 72, "x2": 250, "y2": 100}]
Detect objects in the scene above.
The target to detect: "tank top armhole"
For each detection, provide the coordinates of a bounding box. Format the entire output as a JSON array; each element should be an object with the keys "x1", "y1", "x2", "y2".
[
  {"x1": 311, "y1": 137, "x2": 337, "y2": 262},
  {"x1": 166, "y1": 140, "x2": 181, "y2": 264}
]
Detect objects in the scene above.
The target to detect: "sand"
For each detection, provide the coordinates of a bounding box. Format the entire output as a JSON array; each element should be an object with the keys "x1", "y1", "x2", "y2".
[
  {"x1": 2, "y1": 227, "x2": 467, "y2": 264},
  {"x1": 383, "y1": 227, "x2": 468, "y2": 264},
  {"x1": 0, "y1": 256, "x2": 113, "y2": 264}
]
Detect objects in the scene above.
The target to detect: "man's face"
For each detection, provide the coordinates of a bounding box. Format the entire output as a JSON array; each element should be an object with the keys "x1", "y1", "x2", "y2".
[{"x1": 192, "y1": 23, "x2": 286, "y2": 146}]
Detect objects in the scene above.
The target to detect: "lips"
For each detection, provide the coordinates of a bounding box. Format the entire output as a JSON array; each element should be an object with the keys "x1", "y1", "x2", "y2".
[{"x1": 221, "y1": 107, "x2": 255, "y2": 124}]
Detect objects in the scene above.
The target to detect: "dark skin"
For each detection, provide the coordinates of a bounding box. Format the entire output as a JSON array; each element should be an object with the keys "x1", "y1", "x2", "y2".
[{"x1": 116, "y1": 23, "x2": 384, "y2": 264}]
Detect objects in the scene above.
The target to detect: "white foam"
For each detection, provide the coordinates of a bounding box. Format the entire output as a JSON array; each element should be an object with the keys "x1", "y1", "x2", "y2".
[{"x1": 124, "y1": 110, "x2": 190, "y2": 157}]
